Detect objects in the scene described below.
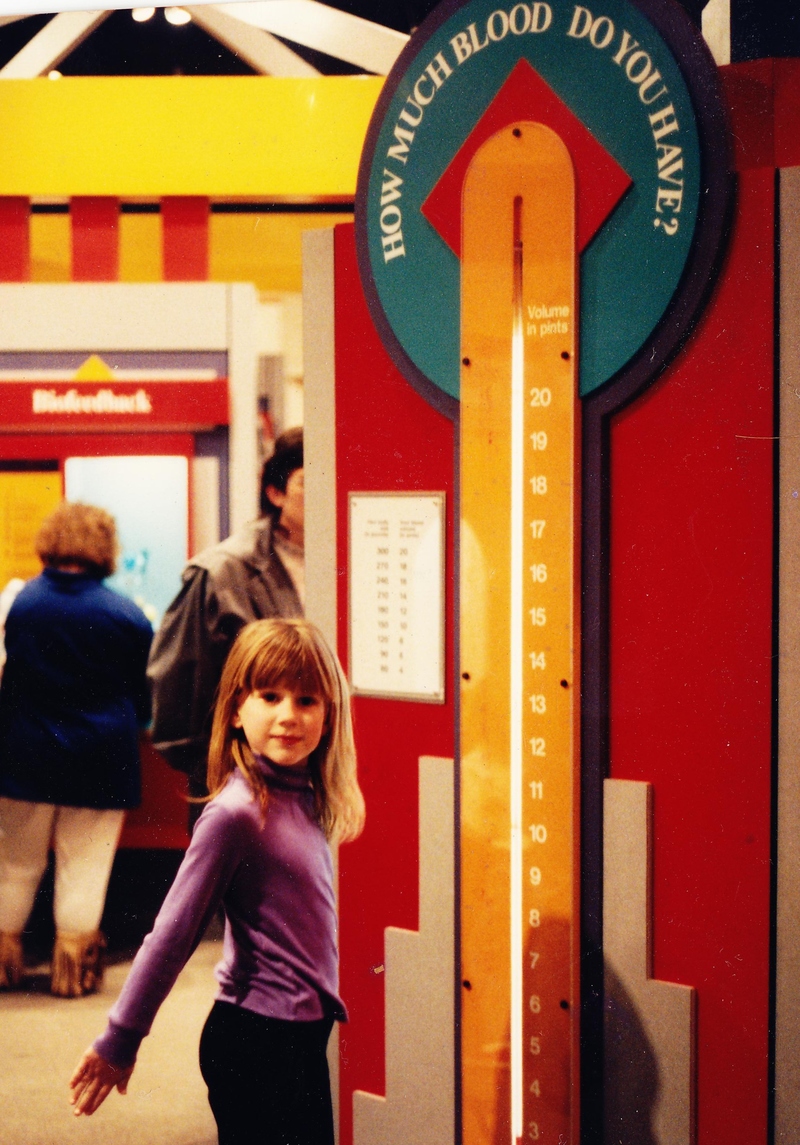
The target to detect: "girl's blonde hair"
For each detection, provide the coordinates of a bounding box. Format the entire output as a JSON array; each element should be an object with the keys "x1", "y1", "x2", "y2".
[{"x1": 207, "y1": 618, "x2": 365, "y2": 843}]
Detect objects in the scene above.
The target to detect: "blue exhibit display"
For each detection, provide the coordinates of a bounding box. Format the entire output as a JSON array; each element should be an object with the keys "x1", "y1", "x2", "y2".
[{"x1": 64, "y1": 454, "x2": 188, "y2": 628}]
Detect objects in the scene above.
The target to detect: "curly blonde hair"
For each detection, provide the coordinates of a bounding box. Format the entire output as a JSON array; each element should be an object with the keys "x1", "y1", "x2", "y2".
[
  {"x1": 207, "y1": 618, "x2": 365, "y2": 844},
  {"x1": 35, "y1": 501, "x2": 118, "y2": 578}
]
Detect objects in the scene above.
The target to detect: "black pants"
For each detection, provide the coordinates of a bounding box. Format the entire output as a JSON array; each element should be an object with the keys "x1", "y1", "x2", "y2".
[{"x1": 199, "y1": 1001, "x2": 335, "y2": 1145}]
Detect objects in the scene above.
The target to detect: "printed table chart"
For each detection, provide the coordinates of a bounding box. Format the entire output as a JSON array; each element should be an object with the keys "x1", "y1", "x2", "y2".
[{"x1": 348, "y1": 492, "x2": 445, "y2": 702}]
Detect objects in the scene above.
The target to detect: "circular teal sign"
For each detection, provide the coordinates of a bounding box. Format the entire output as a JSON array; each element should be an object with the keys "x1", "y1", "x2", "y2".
[{"x1": 356, "y1": 0, "x2": 730, "y2": 408}]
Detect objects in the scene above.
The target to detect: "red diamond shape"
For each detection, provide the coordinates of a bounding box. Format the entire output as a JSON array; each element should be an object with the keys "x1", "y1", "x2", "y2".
[{"x1": 422, "y1": 58, "x2": 632, "y2": 257}]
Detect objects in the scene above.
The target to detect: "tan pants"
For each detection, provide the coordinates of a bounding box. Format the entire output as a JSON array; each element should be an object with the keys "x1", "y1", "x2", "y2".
[{"x1": 0, "y1": 798, "x2": 124, "y2": 934}]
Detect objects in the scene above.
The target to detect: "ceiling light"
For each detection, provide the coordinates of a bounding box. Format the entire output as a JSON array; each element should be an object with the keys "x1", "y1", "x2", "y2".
[
  {"x1": 132, "y1": 7, "x2": 156, "y2": 21},
  {"x1": 165, "y1": 7, "x2": 191, "y2": 26}
]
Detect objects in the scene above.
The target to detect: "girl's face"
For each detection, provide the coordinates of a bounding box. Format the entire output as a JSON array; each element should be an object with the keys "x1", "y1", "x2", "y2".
[{"x1": 233, "y1": 683, "x2": 326, "y2": 769}]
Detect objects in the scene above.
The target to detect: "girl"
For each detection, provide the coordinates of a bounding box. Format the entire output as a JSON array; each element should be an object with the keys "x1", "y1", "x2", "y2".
[{"x1": 69, "y1": 618, "x2": 365, "y2": 1145}]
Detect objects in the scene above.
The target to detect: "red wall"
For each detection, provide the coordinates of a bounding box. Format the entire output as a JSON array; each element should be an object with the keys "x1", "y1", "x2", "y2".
[
  {"x1": 333, "y1": 224, "x2": 456, "y2": 1145},
  {"x1": 609, "y1": 168, "x2": 775, "y2": 1143},
  {"x1": 333, "y1": 62, "x2": 789, "y2": 1145}
]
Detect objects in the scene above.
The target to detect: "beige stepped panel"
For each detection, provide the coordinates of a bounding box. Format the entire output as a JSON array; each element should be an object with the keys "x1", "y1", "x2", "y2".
[
  {"x1": 300, "y1": 225, "x2": 340, "y2": 1129},
  {"x1": 353, "y1": 756, "x2": 455, "y2": 1145},
  {"x1": 604, "y1": 779, "x2": 695, "y2": 1145},
  {"x1": 301, "y1": 227, "x2": 338, "y2": 648}
]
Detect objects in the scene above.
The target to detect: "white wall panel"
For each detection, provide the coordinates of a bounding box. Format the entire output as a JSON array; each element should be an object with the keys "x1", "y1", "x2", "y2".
[{"x1": 0, "y1": 283, "x2": 229, "y2": 350}]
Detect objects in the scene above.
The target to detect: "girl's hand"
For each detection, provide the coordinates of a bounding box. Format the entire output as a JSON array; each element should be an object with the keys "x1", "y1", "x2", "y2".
[{"x1": 68, "y1": 1047, "x2": 134, "y2": 1116}]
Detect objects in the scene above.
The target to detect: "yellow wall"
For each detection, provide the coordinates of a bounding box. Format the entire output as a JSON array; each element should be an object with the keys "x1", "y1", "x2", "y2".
[
  {"x1": 0, "y1": 76, "x2": 382, "y2": 198},
  {"x1": 120, "y1": 213, "x2": 162, "y2": 283},
  {"x1": 0, "y1": 472, "x2": 62, "y2": 584},
  {"x1": 30, "y1": 213, "x2": 70, "y2": 282},
  {"x1": 29, "y1": 210, "x2": 354, "y2": 290},
  {"x1": 9, "y1": 75, "x2": 372, "y2": 292},
  {"x1": 209, "y1": 212, "x2": 353, "y2": 293}
]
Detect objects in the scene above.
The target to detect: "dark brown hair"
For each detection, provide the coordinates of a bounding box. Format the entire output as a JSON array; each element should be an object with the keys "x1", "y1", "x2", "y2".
[{"x1": 260, "y1": 427, "x2": 303, "y2": 521}]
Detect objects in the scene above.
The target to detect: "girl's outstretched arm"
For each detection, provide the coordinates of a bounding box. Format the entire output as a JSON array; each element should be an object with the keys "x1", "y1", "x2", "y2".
[{"x1": 69, "y1": 1047, "x2": 134, "y2": 1116}]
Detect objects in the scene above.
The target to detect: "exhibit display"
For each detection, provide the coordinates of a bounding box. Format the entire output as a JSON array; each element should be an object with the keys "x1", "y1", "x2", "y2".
[
  {"x1": 347, "y1": 0, "x2": 732, "y2": 1140},
  {"x1": 1, "y1": 1, "x2": 799, "y2": 1142}
]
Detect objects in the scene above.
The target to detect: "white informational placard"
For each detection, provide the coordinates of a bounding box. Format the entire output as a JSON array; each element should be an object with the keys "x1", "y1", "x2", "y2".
[{"x1": 349, "y1": 492, "x2": 445, "y2": 702}]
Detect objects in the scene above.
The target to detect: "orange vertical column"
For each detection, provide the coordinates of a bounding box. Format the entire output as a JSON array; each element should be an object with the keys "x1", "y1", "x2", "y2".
[
  {"x1": 71, "y1": 196, "x2": 120, "y2": 280},
  {"x1": 461, "y1": 121, "x2": 579, "y2": 1145},
  {"x1": 0, "y1": 197, "x2": 30, "y2": 281},
  {"x1": 162, "y1": 196, "x2": 209, "y2": 280}
]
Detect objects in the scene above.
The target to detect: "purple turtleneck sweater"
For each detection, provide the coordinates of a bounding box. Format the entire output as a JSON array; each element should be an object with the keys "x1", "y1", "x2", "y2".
[{"x1": 94, "y1": 758, "x2": 346, "y2": 1070}]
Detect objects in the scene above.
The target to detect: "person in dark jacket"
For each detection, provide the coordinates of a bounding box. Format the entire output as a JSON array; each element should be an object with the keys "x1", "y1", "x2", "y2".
[
  {"x1": 147, "y1": 427, "x2": 304, "y2": 814},
  {"x1": 0, "y1": 501, "x2": 152, "y2": 997}
]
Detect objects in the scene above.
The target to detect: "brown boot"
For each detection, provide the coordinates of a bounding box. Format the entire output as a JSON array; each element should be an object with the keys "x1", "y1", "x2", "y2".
[
  {"x1": 0, "y1": 932, "x2": 23, "y2": 989},
  {"x1": 51, "y1": 931, "x2": 106, "y2": 997}
]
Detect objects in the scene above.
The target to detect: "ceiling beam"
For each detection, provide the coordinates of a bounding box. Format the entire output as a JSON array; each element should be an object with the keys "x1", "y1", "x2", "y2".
[
  {"x1": 0, "y1": 10, "x2": 111, "y2": 78},
  {"x1": 702, "y1": 0, "x2": 731, "y2": 65},
  {"x1": 187, "y1": 4, "x2": 320, "y2": 77},
  {"x1": 217, "y1": 1, "x2": 408, "y2": 75}
]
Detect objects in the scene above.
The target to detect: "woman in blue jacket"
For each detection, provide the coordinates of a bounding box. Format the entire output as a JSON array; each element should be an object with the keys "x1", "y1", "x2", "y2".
[{"x1": 0, "y1": 501, "x2": 152, "y2": 997}]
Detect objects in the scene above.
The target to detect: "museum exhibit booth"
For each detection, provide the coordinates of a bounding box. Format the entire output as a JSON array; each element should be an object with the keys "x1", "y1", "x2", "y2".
[
  {"x1": 302, "y1": 3, "x2": 800, "y2": 1144},
  {"x1": 0, "y1": 2, "x2": 799, "y2": 1143}
]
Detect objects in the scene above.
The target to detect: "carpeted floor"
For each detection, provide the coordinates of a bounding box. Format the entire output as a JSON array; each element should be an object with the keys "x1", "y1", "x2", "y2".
[{"x1": 0, "y1": 939, "x2": 222, "y2": 1145}]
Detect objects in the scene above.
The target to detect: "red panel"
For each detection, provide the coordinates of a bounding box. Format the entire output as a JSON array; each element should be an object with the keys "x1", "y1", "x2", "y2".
[
  {"x1": 422, "y1": 58, "x2": 631, "y2": 257},
  {"x1": 609, "y1": 170, "x2": 774, "y2": 1144},
  {"x1": 162, "y1": 197, "x2": 210, "y2": 281},
  {"x1": 0, "y1": 197, "x2": 30, "y2": 281},
  {"x1": 775, "y1": 59, "x2": 800, "y2": 168},
  {"x1": 120, "y1": 739, "x2": 190, "y2": 850},
  {"x1": 720, "y1": 58, "x2": 800, "y2": 171},
  {"x1": 720, "y1": 60, "x2": 774, "y2": 171},
  {"x1": 0, "y1": 380, "x2": 228, "y2": 433},
  {"x1": 0, "y1": 432, "x2": 193, "y2": 459},
  {"x1": 334, "y1": 223, "x2": 455, "y2": 1145},
  {"x1": 71, "y1": 197, "x2": 119, "y2": 281}
]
